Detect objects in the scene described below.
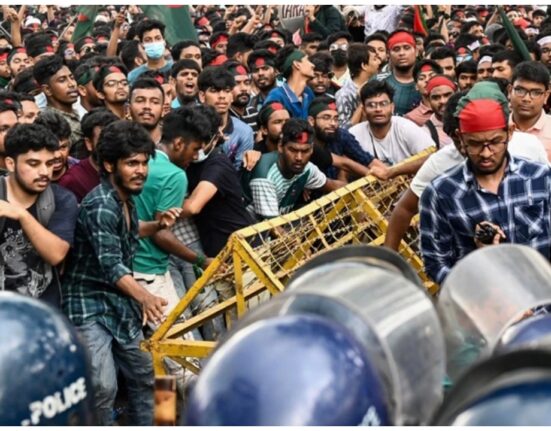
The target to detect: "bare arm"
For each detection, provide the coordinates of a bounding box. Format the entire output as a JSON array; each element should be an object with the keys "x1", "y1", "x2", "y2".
[
  {"x1": 384, "y1": 188, "x2": 419, "y2": 251},
  {"x1": 331, "y1": 153, "x2": 370, "y2": 177},
  {"x1": 106, "y1": 11, "x2": 125, "y2": 57},
  {"x1": 116, "y1": 274, "x2": 167, "y2": 325},
  {"x1": 181, "y1": 181, "x2": 218, "y2": 218},
  {"x1": 388, "y1": 154, "x2": 430, "y2": 179},
  {"x1": 321, "y1": 178, "x2": 346, "y2": 192}
]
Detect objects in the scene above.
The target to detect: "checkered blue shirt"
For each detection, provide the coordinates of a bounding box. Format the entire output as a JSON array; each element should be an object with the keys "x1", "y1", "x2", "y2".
[{"x1": 420, "y1": 155, "x2": 551, "y2": 284}]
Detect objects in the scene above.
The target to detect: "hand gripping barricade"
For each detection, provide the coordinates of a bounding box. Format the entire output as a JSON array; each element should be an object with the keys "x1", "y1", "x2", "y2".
[
  {"x1": 0, "y1": 292, "x2": 95, "y2": 426},
  {"x1": 432, "y1": 349, "x2": 551, "y2": 425},
  {"x1": 185, "y1": 245, "x2": 446, "y2": 426},
  {"x1": 436, "y1": 244, "x2": 551, "y2": 383}
]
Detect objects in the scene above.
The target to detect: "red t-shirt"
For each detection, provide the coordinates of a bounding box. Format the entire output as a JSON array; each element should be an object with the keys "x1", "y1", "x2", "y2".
[{"x1": 58, "y1": 158, "x2": 100, "y2": 203}]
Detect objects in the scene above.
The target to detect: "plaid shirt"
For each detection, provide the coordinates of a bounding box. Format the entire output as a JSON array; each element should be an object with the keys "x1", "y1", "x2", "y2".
[
  {"x1": 61, "y1": 179, "x2": 142, "y2": 344},
  {"x1": 420, "y1": 155, "x2": 551, "y2": 284}
]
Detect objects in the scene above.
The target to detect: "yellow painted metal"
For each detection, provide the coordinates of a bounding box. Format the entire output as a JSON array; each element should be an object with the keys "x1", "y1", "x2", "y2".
[{"x1": 142, "y1": 149, "x2": 439, "y2": 375}]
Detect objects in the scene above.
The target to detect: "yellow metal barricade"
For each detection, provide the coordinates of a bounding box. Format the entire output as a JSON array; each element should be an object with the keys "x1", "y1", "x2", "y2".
[{"x1": 141, "y1": 149, "x2": 436, "y2": 376}]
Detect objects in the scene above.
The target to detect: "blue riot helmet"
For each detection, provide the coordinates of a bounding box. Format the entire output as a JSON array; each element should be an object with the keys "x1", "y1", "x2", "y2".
[
  {"x1": 0, "y1": 292, "x2": 95, "y2": 425},
  {"x1": 495, "y1": 313, "x2": 551, "y2": 354},
  {"x1": 186, "y1": 314, "x2": 390, "y2": 426},
  {"x1": 432, "y1": 349, "x2": 551, "y2": 425}
]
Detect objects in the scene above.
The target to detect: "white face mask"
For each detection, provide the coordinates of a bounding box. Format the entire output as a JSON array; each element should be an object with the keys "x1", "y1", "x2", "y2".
[{"x1": 192, "y1": 131, "x2": 221, "y2": 163}]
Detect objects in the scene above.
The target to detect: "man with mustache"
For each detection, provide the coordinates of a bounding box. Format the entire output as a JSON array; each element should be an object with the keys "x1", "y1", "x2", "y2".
[
  {"x1": 0, "y1": 123, "x2": 77, "y2": 306},
  {"x1": 129, "y1": 78, "x2": 164, "y2": 145},
  {"x1": 33, "y1": 55, "x2": 82, "y2": 150},
  {"x1": 227, "y1": 62, "x2": 259, "y2": 132},
  {"x1": 247, "y1": 49, "x2": 278, "y2": 112},
  {"x1": 93, "y1": 64, "x2": 130, "y2": 119},
  {"x1": 420, "y1": 82, "x2": 551, "y2": 284},
  {"x1": 170, "y1": 59, "x2": 201, "y2": 109}
]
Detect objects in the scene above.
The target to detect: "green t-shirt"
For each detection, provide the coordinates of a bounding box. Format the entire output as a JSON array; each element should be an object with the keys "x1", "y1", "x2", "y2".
[{"x1": 133, "y1": 150, "x2": 187, "y2": 274}]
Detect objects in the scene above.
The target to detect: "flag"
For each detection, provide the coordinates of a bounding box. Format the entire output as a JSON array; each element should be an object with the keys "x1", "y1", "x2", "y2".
[
  {"x1": 71, "y1": 6, "x2": 100, "y2": 42},
  {"x1": 413, "y1": 6, "x2": 429, "y2": 37},
  {"x1": 141, "y1": 5, "x2": 197, "y2": 45},
  {"x1": 498, "y1": 6, "x2": 531, "y2": 62}
]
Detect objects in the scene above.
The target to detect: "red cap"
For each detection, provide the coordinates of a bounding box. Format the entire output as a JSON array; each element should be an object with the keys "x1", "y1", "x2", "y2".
[{"x1": 458, "y1": 99, "x2": 507, "y2": 133}]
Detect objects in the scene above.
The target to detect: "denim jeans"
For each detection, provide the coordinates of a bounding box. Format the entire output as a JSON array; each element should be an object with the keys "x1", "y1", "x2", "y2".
[
  {"x1": 77, "y1": 322, "x2": 154, "y2": 426},
  {"x1": 168, "y1": 239, "x2": 224, "y2": 340}
]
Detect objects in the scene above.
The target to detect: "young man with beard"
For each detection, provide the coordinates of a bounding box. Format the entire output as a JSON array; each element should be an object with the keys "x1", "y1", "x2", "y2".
[
  {"x1": 0, "y1": 123, "x2": 77, "y2": 307},
  {"x1": 308, "y1": 52, "x2": 339, "y2": 99},
  {"x1": 508, "y1": 61, "x2": 551, "y2": 162},
  {"x1": 171, "y1": 40, "x2": 203, "y2": 69},
  {"x1": 33, "y1": 55, "x2": 82, "y2": 149},
  {"x1": 423, "y1": 75, "x2": 456, "y2": 148},
  {"x1": 265, "y1": 45, "x2": 316, "y2": 120},
  {"x1": 170, "y1": 59, "x2": 201, "y2": 109},
  {"x1": 129, "y1": 78, "x2": 164, "y2": 145},
  {"x1": 74, "y1": 63, "x2": 102, "y2": 120},
  {"x1": 255, "y1": 102, "x2": 290, "y2": 153},
  {"x1": 0, "y1": 100, "x2": 19, "y2": 173},
  {"x1": 456, "y1": 60, "x2": 478, "y2": 91},
  {"x1": 62, "y1": 120, "x2": 178, "y2": 426},
  {"x1": 375, "y1": 30, "x2": 420, "y2": 116},
  {"x1": 404, "y1": 60, "x2": 443, "y2": 127},
  {"x1": 308, "y1": 96, "x2": 381, "y2": 180},
  {"x1": 58, "y1": 108, "x2": 118, "y2": 202},
  {"x1": 226, "y1": 62, "x2": 258, "y2": 132},
  {"x1": 336, "y1": 42, "x2": 381, "y2": 130},
  {"x1": 34, "y1": 111, "x2": 79, "y2": 182},
  {"x1": 197, "y1": 67, "x2": 254, "y2": 171},
  {"x1": 93, "y1": 64, "x2": 129, "y2": 119},
  {"x1": 247, "y1": 49, "x2": 278, "y2": 112},
  {"x1": 7, "y1": 47, "x2": 30, "y2": 78},
  {"x1": 243, "y1": 118, "x2": 343, "y2": 220},
  {"x1": 349, "y1": 79, "x2": 435, "y2": 167},
  {"x1": 327, "y1": 32, "x2": 351, "y2": 88},
  {"x1": 419, "y1": 82, "x2": 551, "y2": 284}
]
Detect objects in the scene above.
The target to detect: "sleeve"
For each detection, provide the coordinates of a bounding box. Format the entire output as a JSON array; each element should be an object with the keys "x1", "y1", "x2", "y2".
[
  {"x1": 410, "y1": 155, "x2": 440, "y2": 198},
  {"x1": 403, "y1": 120, "x2": 436, "y2": 154},
  {"x1": 83, "y1": 202, "x2": 133, "y2": 285},
  {"x1": 233, "y1": 123, "x2": 254, "y2": 171},
  {"x1": 339, "y1": 129, "x2": 375, "y2": 166},
  {"x1": 305, "y1": 162, "x2": 327, "y2": 190},
  {"x1": 250, "y1": 178, "x2": 280, "y2": 218},
  {"x1": 157, "y1": 171, "x2": 187, "y2": 213},
  {"x1": 419, "y1": 184, "x2": 455, "y2": 284},
  {"x1": 336, "y1": 89, "x2": 352, "y2": 130},
  {"x1": 47, "y1": 185, "x2": 79, "y2": 246}
]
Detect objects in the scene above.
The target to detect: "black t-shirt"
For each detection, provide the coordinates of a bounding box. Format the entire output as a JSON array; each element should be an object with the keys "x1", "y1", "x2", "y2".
[
  {"x1": 186, "y1": 152, "x2": 254, "y2": 257},
  {"x1": 310, "y1": 143, "x2": 333, "y2": 174}
]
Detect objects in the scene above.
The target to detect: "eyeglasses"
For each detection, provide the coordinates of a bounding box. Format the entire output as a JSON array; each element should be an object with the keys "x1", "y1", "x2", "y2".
[
  {"x1": 364, "y1": 100, "x2": 392, "y2": 110},
  {"x1": 329, "y1": 43, "x2": 348, "y2": 51},
  {"x1": 463, "y1": 139, "x2": 507, "y2": 155},
  {"x1": 512, "y1": 86, "x2": 546, "y2": 98},
  {"x1": 104, "y1": 79, "x2": 129, "y2": 88}
]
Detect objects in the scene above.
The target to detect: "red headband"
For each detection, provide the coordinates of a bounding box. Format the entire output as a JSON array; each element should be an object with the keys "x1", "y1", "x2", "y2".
[
  {"x1": 295, "y1": 132, "x2": 309, "y2": 144},
  {"x1": 0, "y1": 53, "x2": 8, "y2": 62},
  {"x1": 420, "y1": 64, "x2": 434, "y2": 73},
  {"x1": 235, "y1": 65, "x2": 248, "y2": 76},
  {"x1": 267, "y1": 46, "x2": 278, "y2": 54},
  {"x1": 255, "y1": 58, "x2": 266, "y2": 67},
  {"x1": 212, "y1": 35, "x2": 228, "y2": 48},
  {"x1": 270, "y1": 102, "x2": 284, "y2": 110},
  {"x1": 425, "y1": 76, "x2": 457, "y2": 95},
  {"x1": 387, "y1": 31, "x2": 415, "y2": 50},
  {"x1": 328, "y1": 102, "x2": 337, "y2": 111},
  {"x1": 154, "y1": 75, "x2": 165, "y2": 85},
  {"x1": 108, "y1": 66, "x2": 122, "y2": 74},
  {"x1": 197, "y1": 17, "x2": 209, "y2": 27},
  {"x1": 210, "y1": 54, "x2": 228, "y2": 66},
  {"x1": 458, "y1": 99, "x2": 507, "y2": 133}
]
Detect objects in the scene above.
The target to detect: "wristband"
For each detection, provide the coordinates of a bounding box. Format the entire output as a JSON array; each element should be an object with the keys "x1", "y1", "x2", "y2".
[{"x1": 195, "y1": 254, "x2": 206, "y2": 268}]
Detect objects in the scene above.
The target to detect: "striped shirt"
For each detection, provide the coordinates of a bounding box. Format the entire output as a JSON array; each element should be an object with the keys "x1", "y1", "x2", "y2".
[{"x1": 420, "y1": 155, "x2": 551, "y2": 284}]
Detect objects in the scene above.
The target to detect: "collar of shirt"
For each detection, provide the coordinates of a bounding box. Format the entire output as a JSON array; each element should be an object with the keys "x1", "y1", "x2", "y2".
[
  {"x1": 418, "y1": 102, "x2": 432, "y2": 114},
  {"x1": 510, "y1": 111, "x2": 546, "y2": 132},
  {"x1": 223, "y1": 115, "x2": 235, "y2": 135},
  {"x1": 429, "y1": 113, "x2": 443, "y2": 127},
  {"x1": 282, "y1": 82, "x2": 301, "y2": 104},
  {"x1": 462, "y1": 152, "x2": 519, "y2": 188},
  {"x1": 99, "y1": 177, "x2": 135, "y2": 209}
]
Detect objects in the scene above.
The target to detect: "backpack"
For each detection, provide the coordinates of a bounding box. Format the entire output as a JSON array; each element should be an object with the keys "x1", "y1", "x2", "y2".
[{"x1": 425, "y1": 120, "x2": 441, "y2": 150}]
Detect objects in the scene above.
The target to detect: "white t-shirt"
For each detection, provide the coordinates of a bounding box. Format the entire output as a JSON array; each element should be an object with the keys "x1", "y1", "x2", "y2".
[
  {"x1": 410, "y1": 131, "x2": 549, "y2": 197},
  {"x1": 349, "y1": 116, "x2": 436, "y2": 165}
]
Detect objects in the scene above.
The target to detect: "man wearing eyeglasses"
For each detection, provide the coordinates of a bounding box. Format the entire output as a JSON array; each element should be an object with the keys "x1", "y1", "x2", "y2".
[
  {"x1": 509, "y1": 61, "x2": 551, "y2": 162},
  {"x1": 93, "y1": 65, "x2": 129, "y2": 119},
  {"x1": 419, "y1": 81, "x2": 551, "y2": 284}
]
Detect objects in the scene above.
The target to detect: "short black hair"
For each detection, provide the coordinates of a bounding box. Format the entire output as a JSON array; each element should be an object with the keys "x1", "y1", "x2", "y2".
[
  {"x1": 460, "y1": 20, "x2": 483, "y2": 35},
  {"x1": 454, "y1": 33, "x2": 480, "y2": 50},
  {"x1": 308, "y1": 52, "x2": 333, "y2": 74},
  {"x1": 442, "y1": 90, "x2": 468, "y2": 137},
  {"x1": 327, "y1": 31, "x2": 352, "y2": 46},
  {"x1": 34, "y1": 110, "x2": 71, "y2": 141},
  {"x1": 247, "y1": 49, "x2": 276, "y2": 71},
  {"x1": 0, "y1": 99, "x2": 19, "y2": 116},
  {"x1": 5, "y1": 123, "x2": 59, "y2": 159},
  {"x1": 33, "y1": 55, "x2": 65, "y2": 86},
  {"x1": 301, "y1": 32, "x2": 323, "y2": 44},
  {"x1": 359, "y1": 79, "x2": 395, "y2": 104},
  {"x1": 81, "y1": 107, "x2": 119, "y2": 140},
  {"x1": 227, "y1": 32, "x2": 257, "y2": 58},
  {"x1": 347, "y1": 42, "x2": 372, "y2": 79},
  {"x1": 170, "y1": 59, "x2": 201, "y2": 78},
  {"x1": 413, "y1": 59, "x2": 443, "y2": 81},
  {"x1": 161, "y1": 105, "x2": 216, "y2": 145},
  {"x1": 24, "y1": 33, "x2": 53, "y2": 58},
  {"x1": 456, "y1": 60, "x2": 477, "y2": 77},
  {"x1": 365, "y1": 32, "x2": 387, "y2": 45},
  {"x1": 512, "y1": 61, "x2": 550, "y2": 88},
  {"x1": 197, "y1": 66, "x2": 235, "y2": 92},
  {"x1": 120, "y1": 40, "x2": 141, "y2": 72},
  {"x1": 274, "y1": 44, "x2": 300, "y2": 79},
  {"x1": 430, "y1": 46, "x2": 457, "y2": 65},
  {"x1": 281, "y1": 118, "x2": 313, "y2": 146},
  {"x1": 97, "y1": 120, "x2": 155, "y2": 174},
  {"x1": 12, "y1": 67, "x2": 40, "y2": 95},
  {"x1": 129, "y1": 77, "x2": 165, "y2": 102},
  {"x1": 492, "y1": 49, "x2": 523, "y2": 68},
  {"x1": 136, "y1": 19, "x2": 165, "y2": 42},
  {"x1": 171, "y1": 40, "x2": 200, "y2": 60}
]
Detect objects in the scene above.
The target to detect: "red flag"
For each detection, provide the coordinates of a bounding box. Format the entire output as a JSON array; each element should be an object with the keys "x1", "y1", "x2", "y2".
[{"x1": 413, "y1": 6, "x2": 428, "y2": 37}]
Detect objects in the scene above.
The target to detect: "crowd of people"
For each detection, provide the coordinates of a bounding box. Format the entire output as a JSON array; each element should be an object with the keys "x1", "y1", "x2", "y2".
[{"x1": 2, "y1": 3, "x2": 551, "y2": 425}]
